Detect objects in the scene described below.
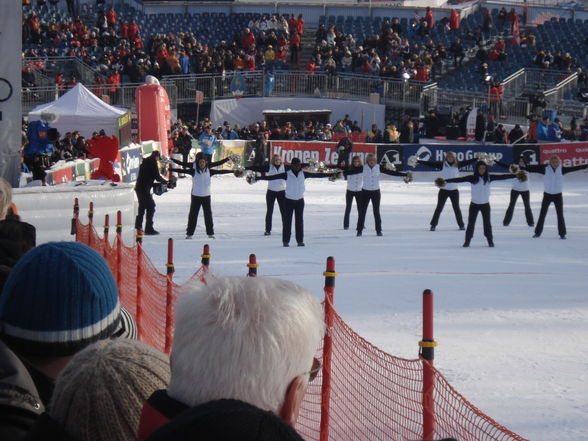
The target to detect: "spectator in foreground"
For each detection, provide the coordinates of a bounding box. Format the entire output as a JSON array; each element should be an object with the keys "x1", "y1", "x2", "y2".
[
  {"x1": 0, "y1": 242, "x2": 137, "y2": 440},
  {"x1": 138, "y1": 276, "x2": 324, "y2": 441},
  {"x1": 25, "y1": 339, "x2": 170, "y2": 441}
]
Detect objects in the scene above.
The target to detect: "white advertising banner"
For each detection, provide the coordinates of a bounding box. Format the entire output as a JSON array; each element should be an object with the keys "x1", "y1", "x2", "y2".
[{"x1": 0, "y1": 0, "x2": 22, "y2": 187}]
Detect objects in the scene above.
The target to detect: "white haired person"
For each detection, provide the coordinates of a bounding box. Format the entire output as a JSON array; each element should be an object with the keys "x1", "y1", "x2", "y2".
[
  {"x1": 408, "y1": 151, "x2": 476, "y2": 231},
  {"x1": 527, "y1": 155, "x2": 588, "y2": 239},
  {"x1": 137, "y1": 276, "x2": 324, "y2": 441},
  {"x1": 170, "y1": 152, "x2": 236, "y2": 239},
  {"x1": 494, "y1": 156, "x2": 534, "y2": 227},
  {"x1": 438, "y1": 160, "x2": 525, "y2": 247},
  {"x1": 346, "y1": 153, "x2": 411, "y2": 237},
  {"x1": 254, "y1": 157, "x2": 337, "y2": 247}
]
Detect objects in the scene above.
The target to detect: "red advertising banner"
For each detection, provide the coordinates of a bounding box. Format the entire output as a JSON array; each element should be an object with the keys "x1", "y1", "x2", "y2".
[
  {"x1": 270, "y1": 141, "x2": 376, "y2": 166},
  {"x1": 332, "y1": 132, "x2": 367, "y2": 143},
  {"x1": 540, "y1": 142, "x2": 588, "y2": 166}
]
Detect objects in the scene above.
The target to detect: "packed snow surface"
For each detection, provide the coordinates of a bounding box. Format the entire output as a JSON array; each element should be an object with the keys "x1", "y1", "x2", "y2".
[{"x1": 32, "y1": 171, "x2": 588, "y2": 441}]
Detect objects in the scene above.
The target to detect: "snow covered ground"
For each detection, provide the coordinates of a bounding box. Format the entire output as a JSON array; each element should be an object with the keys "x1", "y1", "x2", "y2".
[{"x1": 30, "y1": 170, "x2": 588, "y2": 441}]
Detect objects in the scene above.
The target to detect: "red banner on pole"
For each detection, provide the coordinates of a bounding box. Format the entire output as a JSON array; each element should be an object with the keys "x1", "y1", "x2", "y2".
[{"x1": 512, "y1": 15, "x2": 521, "y2": 45}]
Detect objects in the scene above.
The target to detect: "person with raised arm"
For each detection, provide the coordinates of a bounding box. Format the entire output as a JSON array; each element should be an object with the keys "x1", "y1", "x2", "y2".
[
  {"x1": 437, "y1": 160, "x2": 526, "y2": 247},
  {"x1": 347, "y1": 153, "x2": 412, "y2": 237},
  {"x1": 408, "y1": 151, "x2": 476, "y2": 231},
  {"x1": 494, "y1": 156, "x2": 534, "y2": 227},
  {"x1": 170, "y1": 152, "x2": 238, "y2": 239},
  {"x1": 526, "y1": 155, "x2": 588, "y2": 239},
  {"x1": 252, "y1": 157, "x2": 337, "y2": 247}
]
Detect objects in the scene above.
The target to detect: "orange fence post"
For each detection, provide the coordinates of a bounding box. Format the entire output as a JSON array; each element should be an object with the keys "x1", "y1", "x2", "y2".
[
  {"x1": 320, "y1": 256, "x2": 337, "y2": 441},
  {"x1": 87, "y1": 202, "x2": 94, "y2": 248},
  {"x1": 165, "y1": 238, "x2": 175, "y2": 354},
  {"x1": 135, "y1": 229, "x2": 144, "y2": 339},
  {"x1": 116, "y1": 211, "x2": 123, "y2": 292},
  {"x1": 201, "y1": 244, "x2": 210, "y2": 271},
  {"x1": 70, "y1": 198, "x2": 79, "y2": 237},
  {"x1": 420, "y1": 289, "x2": 437, "y2": 440},
  {"x1": 103, "y1": 215, "x2": 110, "y2": 259},
  {"x1": 246, "y1": 254, "x2": 258, "y2": 277}
]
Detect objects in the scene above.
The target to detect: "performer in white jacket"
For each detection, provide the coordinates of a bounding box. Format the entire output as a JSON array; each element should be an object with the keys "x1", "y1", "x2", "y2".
[
  {"x1": 341, "y1": 155, "x2": 363, "y2": 230},
  {"x1": 525, "y1": 155, "x2": 588, "y2": 239},
  {"x1": 256, "y1": 157, "x2": 336, "y2": 247}
]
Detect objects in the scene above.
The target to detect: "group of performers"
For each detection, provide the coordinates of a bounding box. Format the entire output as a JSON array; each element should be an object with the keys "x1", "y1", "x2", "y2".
[{"x1": 139, "y1": 148, "x2": 588, "y2": 247}]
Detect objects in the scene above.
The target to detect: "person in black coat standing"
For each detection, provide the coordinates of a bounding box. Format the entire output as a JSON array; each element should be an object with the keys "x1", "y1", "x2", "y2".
[
  {"x1": 335, "y1": 136, "x2": 353, "y2": 167},
  {"x1": 135, "y1": 151, "x2": 169, "y2": 235}
]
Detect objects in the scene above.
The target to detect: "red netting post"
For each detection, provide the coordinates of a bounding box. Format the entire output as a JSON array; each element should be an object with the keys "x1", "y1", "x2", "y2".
[
  {"x1": 135, "y1": 229, "x2": 144, "y2": 339},
  {"x1": 320, "y1": 256, "x2": 336, "y2": 441},
  {"x1": 201, "y1": 244, "x2": 210, "y2": 271},
  {"x1": 70, "y1": 198, "x2": 79, "y2": 237},
  {"x1": 87, "y1": 202, "x2": 94, "y2": 248},
  {"x1": 246, "y1": 254, "x2": 258, "y2": 277},
  {"x1": 420, "y1": 289, "x2": 437, "y2": 440},
  {"x1": 103, "y1": 214, "x2": 110, "y2": 259},
  {"x1": 165, "y1": 238, "x2": 175, "y2": 354},
  {"x1": 116, "y1": 211, "x2": 123, "y2": 292}
]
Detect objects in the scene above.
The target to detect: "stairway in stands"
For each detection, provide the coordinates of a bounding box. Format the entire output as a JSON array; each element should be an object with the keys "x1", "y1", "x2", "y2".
[{"x1": 289, "y1": 27, "x2": 316, "y2": 71}]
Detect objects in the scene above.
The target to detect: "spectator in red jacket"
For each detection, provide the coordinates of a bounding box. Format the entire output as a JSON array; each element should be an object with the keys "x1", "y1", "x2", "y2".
[
  {"x1": 424, "y1": 7, "x2": 434, "y2": 30},
  {"x1": 449, "y1": 9, "x2": 460, "y2": 31},
  {"x1": 290, "y1": 30, "x2": 301, "y2": 65},
  {"x1": 242, "y1": 28, "x2": 256, "y2": 51},
  {"x1": 106, "y1": 7, "x2": 117, "y2": 27}
]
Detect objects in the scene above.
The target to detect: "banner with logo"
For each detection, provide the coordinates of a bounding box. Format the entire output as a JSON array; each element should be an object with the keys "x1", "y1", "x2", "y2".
[
  {"x1": 120, "y1": 145, "x2": 142, "y2": 183},
  {"x1": 376, "y1": 145, "x2": 405, "y2": 170},
  {"x1": 402, "y1": 144, "x2": 514, "y2": 172},
  {"x1": 512, "y1": 144, "x2": 541, "y2": 166},
  {"x1": 539, "y1": 142, "x2": 588, "y2": 166},
  {"x1": 0, "y1": 0, "x2": 22, "y2": 186},
  {"x1": 220, "y1": 140, "x2": 248, "y2": 169},
  {"x1": 270, "y1": 141, "x2": 376, "y2": 166}
]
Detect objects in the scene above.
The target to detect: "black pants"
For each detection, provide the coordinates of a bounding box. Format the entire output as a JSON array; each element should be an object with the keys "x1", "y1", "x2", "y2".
[
  {"x1": 265, "y1": 190, "x2": 285, "y2": 233},
  {"x1": 504, "y1": 190, "x2": 534, "y2": 226},
  {"x1": 187, "y1": 195, "x2": 213, "y2": 236},
  {"x1": 430, "y1": 189, "x2": 464, "y2": 228},
  {"x1": 282, "y1": 198, "x2": 304, "y2": 244},
  {"x1": 465, "y1": 202, "x2": 492, "y2": 244},
  {"x1": 534, "y1": 192, "x2": 566, "y2": 236},
  {"x1": 357, "y1": 189, "x2": 382, "y2": 233},
  {"x1": 135, "y1": 189, "x2": 155, "y2": 231},
  {"x1": 344, "y1": 190, "x2": 361, "y2": 229}
]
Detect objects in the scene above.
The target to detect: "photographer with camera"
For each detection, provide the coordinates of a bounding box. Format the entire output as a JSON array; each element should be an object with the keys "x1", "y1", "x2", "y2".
[{"x1": 135, "y1": 151, "x2": 175, "y2": 236}]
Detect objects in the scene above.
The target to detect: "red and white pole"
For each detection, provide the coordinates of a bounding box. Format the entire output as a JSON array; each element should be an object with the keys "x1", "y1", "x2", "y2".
[
  {"x1": 420, "y1": 289, "x2": 437, "y2": 440},
  {"x1": 103, "y1": 214, "x2": 110, "y2": 259},
  {"x1": 165, "y1": 238, "x2": 175, "y2": 354},
  {"x1": 320, "y1": 256, "x2": 337, "y2": 441},
  {"x1": 246, "y1": 254, "x2": 258, "y2": 277}
]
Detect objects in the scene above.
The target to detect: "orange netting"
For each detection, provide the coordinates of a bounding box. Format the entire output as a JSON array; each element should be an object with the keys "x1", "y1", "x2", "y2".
[{"x1": 74, "y1": 211, "x2": 528, "y2": 441}]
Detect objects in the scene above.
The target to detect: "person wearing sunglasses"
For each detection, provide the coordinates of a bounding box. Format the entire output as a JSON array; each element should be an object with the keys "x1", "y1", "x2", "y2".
[{"x1": 138, "y1": 276, "x2": 324, "y2": 441}]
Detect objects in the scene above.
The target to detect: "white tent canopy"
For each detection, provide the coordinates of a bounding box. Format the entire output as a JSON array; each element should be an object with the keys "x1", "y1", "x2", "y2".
[{"x1": 28, "y1": 83, "x2": 128, "y2": 139}]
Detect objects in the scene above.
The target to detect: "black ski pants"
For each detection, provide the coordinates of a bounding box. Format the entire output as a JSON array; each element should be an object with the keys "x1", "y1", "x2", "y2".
[
  {"x1": 282, "y1": 197, "x2": 304, "y2": 244},
  {"x1": 265, "y1": 189, "x2": 285, "y2": 233},
  {"x1": 187, "y1": 195, "x2": 214, "y2": 236},
  {"x1": 503, "y1": 190, "x2": 534, "y2": 226},
  {"x1": 344, "y1": 190, "x2": 361, "y2": 229},
  {"x1": 357, "y1": 189, "x2": 382, "y2": 233},
  {"x1": 430, "y1": 189, "x2": 464, "y2": 228},
  {"x1": 534, "y1": 192, "x2": 566, "y2": 236},
  {"x1": 465, "y1": 202, "x2": 492, "y2": 244}
]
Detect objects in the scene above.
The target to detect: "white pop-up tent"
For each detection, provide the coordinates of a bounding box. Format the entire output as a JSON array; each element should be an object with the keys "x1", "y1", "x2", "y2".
[{"x1": 28, "y1": 83, "x2": 129, "y2": 138}]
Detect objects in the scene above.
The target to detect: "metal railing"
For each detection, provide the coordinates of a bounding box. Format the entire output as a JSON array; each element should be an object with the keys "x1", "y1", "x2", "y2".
[
  {"x1": 22, "y1": 57, "x2": 105, "y2": 85},
  {"x1": 22, "y1": 82, "x2": 177, "y2": 114},
  {"x1": 544, "y1": 71, "x2": 578, "y2": 103}
]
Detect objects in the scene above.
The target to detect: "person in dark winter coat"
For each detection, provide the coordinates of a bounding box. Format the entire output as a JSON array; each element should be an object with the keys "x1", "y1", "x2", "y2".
[
  {"x1": 527, "y1": 155, "x2": 588, "y2": 239},
  {"x1": 171, "y1": 153, "x2": 235, "y2": 239},
  {"x1": 253, "y1": 132, "x2": 270, "y2": 167},
  {"x1": 335, "y1": 136, "x2": 353, "y2": 167},
  {"x1": 135, "y1": 151, "x2": 169, "y2": 235},
  {"x1": 255, "y1": 157, "x2": 337, "y2": 246},
  {"x1": 495, "y1": 157, "x2": 534, "y2": 227},
  {"x1": 136, "y1": 276, "x2": 323, "y2": 441},
  {"x1": 409, "y1": 151, "x2": 476, "y2": 231},
  {"x1": 439, "y1": 160, "x2": 523, "y2": 247},
  {"x1": 346, "y1": 153, "x2": 411, "y2": 236}
]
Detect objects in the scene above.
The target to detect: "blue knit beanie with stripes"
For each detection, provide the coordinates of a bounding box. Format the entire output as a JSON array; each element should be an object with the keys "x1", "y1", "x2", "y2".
[{"x1": 0, "y1": 241, "x2": 121, "y2": 357}]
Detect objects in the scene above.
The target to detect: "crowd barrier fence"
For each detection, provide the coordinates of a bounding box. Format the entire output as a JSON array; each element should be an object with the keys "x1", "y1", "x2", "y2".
[{"x1": 73, "y1": 198, "x2": 529, "y2": 441}]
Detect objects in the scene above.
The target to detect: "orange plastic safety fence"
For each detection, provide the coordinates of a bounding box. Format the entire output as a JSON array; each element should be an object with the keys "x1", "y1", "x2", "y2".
[{"x1": 296, "y1": 306, "x2": 528, "y2": 441}]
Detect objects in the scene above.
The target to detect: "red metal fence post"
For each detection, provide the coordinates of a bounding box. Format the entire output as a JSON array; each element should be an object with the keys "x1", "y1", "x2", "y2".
[
  {"x1": 71, "y1": 198, "x2": 79, "y2": 238},
  {"x1": 87, "y1": 202, "x2": 94, "y2": 248},
  {"x1": 246, "y1": 254, "x2": 258, "y2": 277},
  {"x1": 103, "y1": 214, "x2": 110, "y2": 259},
  {"x1": 420, "y1": 289, "x2": 437, "y2": 440},
  {"x1": 116, "y1": 211, "x2": 123, "y2": 293},
  {"x1": 165, "y1": 238, "x2": 175, "y2": 354},
  {"x1": 201, "y1": 244, "x2": 210, "y2": 272},
  {"x1": 319, "y1": 256, "x2": 337, "y2": 441},
  {"x1": 135, "y1": 229, "x2": 144, "y2": 339}
]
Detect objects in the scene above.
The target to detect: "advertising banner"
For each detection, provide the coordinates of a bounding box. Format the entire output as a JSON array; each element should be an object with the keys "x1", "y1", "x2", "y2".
[
  {"x1": 120, "y1": 146, "x2": 142, "y2": 183},
  {"x1": 376, "y1": 145, "x2": 405, "y2": 170},
  {"x1": 0, "y1": 0, "x2": 22, "y2": 186},
  {"x1": 402, "y1": 144, "x2": 514, "y2": 172},
  {"x1": 270, "y1": 141, "x2": 376, "y2": 166},
  {"x1": 220, "y1": 140, "x2": 248, "y2": 169},
  {"x1": 539, "y1": 142, "x2": 588, "y2": 166},
  {"x1": 512, "y1": 144, "x2": 541, "y2": 166}
]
